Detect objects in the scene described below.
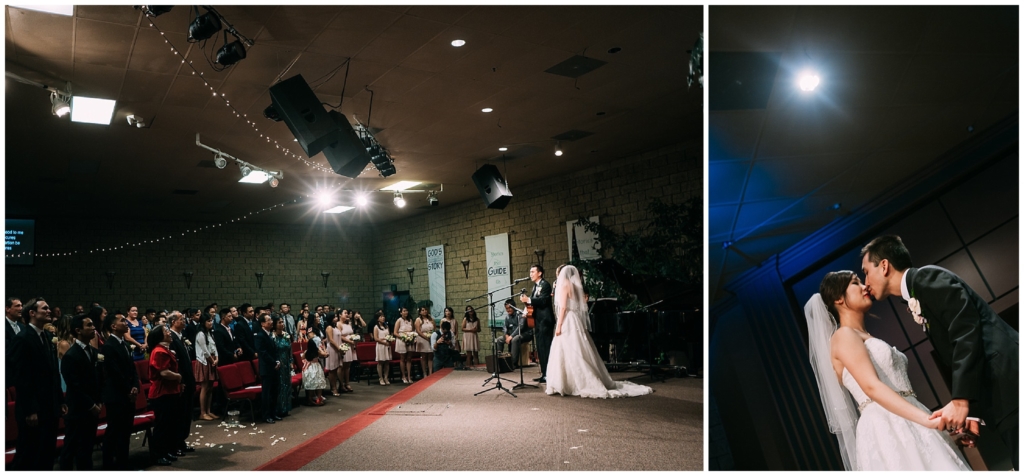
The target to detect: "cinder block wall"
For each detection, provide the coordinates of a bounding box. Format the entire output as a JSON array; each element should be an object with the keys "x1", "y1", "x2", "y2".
[
  {"x1": 7, "y1": 141, "x2": 702, "y2": 350},
  {"x1": 369, "y1": 140, "x2": 702, "y2": 356}
]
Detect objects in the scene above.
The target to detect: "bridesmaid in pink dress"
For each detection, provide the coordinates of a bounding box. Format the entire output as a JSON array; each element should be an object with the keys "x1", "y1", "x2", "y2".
[
  {"x1": 324, "y1": 312, "x2": 343, "y2": 396},
  {"x1": 338, "y1": 310, "x2": 357, "y2": 393},
  {"x1": 392, "y1": 308, "x2": 415, "y2": 384},
  {"x1": 414, "y1": 307, "x2": 435, "y2": 378},
  {"x1": 462, "y1": 306, "x2": 481, "y2": 367}
]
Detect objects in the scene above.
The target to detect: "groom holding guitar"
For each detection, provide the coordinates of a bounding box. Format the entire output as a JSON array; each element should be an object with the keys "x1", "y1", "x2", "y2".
[
  {"x1": 861, "y1": 235, "x2": 1018, "y2": 470},
  {"x1": 521, "y1": 264, "x2": 553, "y2": 383}
]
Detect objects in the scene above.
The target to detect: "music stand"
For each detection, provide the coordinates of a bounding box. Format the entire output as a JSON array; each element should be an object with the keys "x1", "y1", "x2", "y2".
[{"x1": 467, "y1": 284, "x2": 521, "y2": 397}]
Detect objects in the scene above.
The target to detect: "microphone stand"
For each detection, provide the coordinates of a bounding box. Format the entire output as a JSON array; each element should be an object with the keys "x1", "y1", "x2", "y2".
[{"x1": 468, "y1": 283, "x2": 520, "y2": 397}]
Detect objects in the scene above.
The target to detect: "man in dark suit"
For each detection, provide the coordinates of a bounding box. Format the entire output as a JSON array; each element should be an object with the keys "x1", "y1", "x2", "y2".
[
  {"x1": 100, "y1": 311, "x2": 140, "y2": 470},
  {"x1": 6, "y1": 297, "x2": 23, "y2": 378},
  {"x1": 520, "y1": 264, "x2": 554, "y2": 383},
  {"x1": 167, "y1": 311, "x2": 197, "y2": 456},
  {"x1": 862, "y1": 235, "x2": 1019, "y2": 469},
  {"x1": 213, "y1": 307, "x2": 242, "y2": 365},
  {"x1": 253, "y1": 314, "x2": 282, "y2": 424},
  {"x1": 59, "y1": 314, "x2": 102, "y2": 470},
  {"x1": 184, "y1": 308, "x2": 200, "y2": 360},
  {"x1": 234, "y1": 304, "x2": 258, "y2": 361},
  {"x1": 10, "y1": 297, "x2": 65, "y2": 470}
]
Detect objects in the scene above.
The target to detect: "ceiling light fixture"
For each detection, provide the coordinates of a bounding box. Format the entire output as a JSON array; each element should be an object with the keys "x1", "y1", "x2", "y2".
[
  {"x1": 213, "y1": 153, "x2": 228, "y2": 169},
  {"x1": 138, "y1": 5, "x2": 173, "y2": 17},
  {"x1": 188, "y1": 7, "x2": 222, "y2": 42},
  {"x1": 451, "y1": 39, "x2": 466, "y2": 47},
  {"x1": 798, "y1": 71, "x2": 820, "y2": 91},
  {"x1": 481, "y1": 107, "x2": 493, "y2": 113},
  {"x1": 317, "y1": 191, "x2": 333, "y2": 208},
  {"x1": 268, "y1": 177, "x2": 279, "y2": 188},
  {"x1": 381, "y1": 181, "x2": 421, "y2": 191},
  {"x1": 239, "y1": 164, "x2": 252, "y2": 178},
  {"x1": 323, "y1": 205, "x2": 354, "y2": 214},
  {"x1": 554, "y1": 142, "x2": 563, "y2": 157},
  {"x1": 498, "y1": 147, "x2": 508, "y2": 151},
  {"x1": 10, "y1": 5, "x2": 73, "y2": 16},
  {"x1": 427, "y1": 191, "x2": 439, "y2": 207},
  {"x1": 50, "y1": 91, "x2": 70, "y2": 117},
  {"x1": 70, "y1": 96, "x2": 117, "y2": 125},
  {"x1": 197, "y1": 134, "x2": 283, "y2": 186},
  {"x1": 393, "y1": 191, "x2": 406, "y2": 208},
  {"x1": 216, "y1": 35, "x2": 247, "y2": 67},
  {"x1": 356, "y1": 194, "x2": 369, "y2": 207}
]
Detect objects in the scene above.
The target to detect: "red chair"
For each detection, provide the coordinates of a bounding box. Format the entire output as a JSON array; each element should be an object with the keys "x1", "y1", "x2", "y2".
[
  {"x1": 238, "y1": 361, "x2": 260, "y2": 389},
  {"x1": 132, "y1": 390, "x2": 155, "y2": 448},
  {"x1": 217, "y1": 363, "x2": 260, "y2": 422},
  {"x1": 135, "y1": 360, "x2": 151, "y2": 395},
  {"x1": 355, "y1": 343, "x2": 379, "y2": 385}
]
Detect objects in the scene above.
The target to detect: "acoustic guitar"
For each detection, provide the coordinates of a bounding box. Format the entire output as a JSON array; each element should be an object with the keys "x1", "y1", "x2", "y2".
[{"x1": 519, "y1": 288, "x2": 536, "y2": 329}]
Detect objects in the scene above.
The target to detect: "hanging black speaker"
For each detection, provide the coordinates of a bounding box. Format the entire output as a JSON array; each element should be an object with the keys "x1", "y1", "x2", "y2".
[
  {"x1": 471, "y1": 164, "x2": 513, "y2": 209},
  {"x1": 320, "y1": 111, "x2": 372, "y2": 178},
  {"x1": 268, "y1": 75, "x2": 342, "y2": 157}
]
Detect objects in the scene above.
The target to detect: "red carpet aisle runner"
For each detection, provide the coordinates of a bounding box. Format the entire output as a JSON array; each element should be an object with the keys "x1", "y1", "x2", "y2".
[{"x1": 256, "y1": 368, "x2": 454, "y2": 471}]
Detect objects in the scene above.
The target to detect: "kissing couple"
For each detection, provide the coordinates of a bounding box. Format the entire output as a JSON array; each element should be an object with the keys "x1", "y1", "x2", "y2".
[{"x1": 804, "y1": 235, "x2": 1017, "y2": 471}]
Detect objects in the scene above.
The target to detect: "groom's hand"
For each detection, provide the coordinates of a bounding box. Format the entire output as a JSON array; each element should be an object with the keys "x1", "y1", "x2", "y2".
[{"x1": 930, "y1": 398, "x2": 970, "y2": 431}]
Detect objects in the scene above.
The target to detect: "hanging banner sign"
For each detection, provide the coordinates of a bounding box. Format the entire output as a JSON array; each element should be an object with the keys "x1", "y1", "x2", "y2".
[
  {"x1": 484, "y1": 233, "x2": 512, "y2": 327},
  {"x1": 568, "y1": 216, "x2": 601, "y2": 261},
  {"x1": 426, "y1": 245, "x2": 446, "y2": 320}
]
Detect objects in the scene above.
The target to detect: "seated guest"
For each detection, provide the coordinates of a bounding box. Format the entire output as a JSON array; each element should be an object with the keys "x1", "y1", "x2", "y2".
[
  {"x1": 303, "y1": 338, "x2": 329, "y2": 405},
  {"x1": 194, "y1": 313, "x2": 220, "y2": 420},
  {"x1": 60, "y1": 314, "x2": 102, "y2": 470},
  {"x1": 254, "y1": 314, "x2": 282, "y2": 423},
  {"x1": 494, "y1": 300, "x2": 532, "y2": 368},
  {"x1": 101, "y1": 311, "x2": 140, "y2": 470},
  {"x1": 431, "y1": 320, "x2": 461, "y2": 371},
  {"x1": 213, "y1": 307, "x2": 242, "y2": 365},
  {"x1": 11, "y1": 297, "x2": 64, "y2": 470},
  {"x1": 148, "y1": 325, "x2": 182, "y2": 466}
]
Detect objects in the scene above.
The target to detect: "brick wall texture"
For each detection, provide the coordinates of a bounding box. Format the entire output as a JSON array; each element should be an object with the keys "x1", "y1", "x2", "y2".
[{"x1": 7, "y1": 140, "x2": 701, "y2": 357}]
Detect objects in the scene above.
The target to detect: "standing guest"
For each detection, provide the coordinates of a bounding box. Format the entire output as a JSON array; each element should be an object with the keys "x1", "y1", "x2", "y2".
[
  {"x1": 87, "y1": 305, "x2": 109, "y2": 349},
  {"x1": 307, "y1": 313, "x2": 324, "y2": 348},
  {"x1": 302, "y1": 338, "x2": 329, "y2": 405},
  {"x1": 324, "y1": 313, "x2": 344, "y2": 396},
  {"x1": 441, "y1": 306, "x2": 460, "y2": 358},
  {"x1": 5, "y1": 297, "x2": 23, "y2": 379},
  {"x1": 373, "y1": 311, "x2": 392, "y2": 386},
  {"x1": 350, "y1": 310, "x2": 367, "y2": 336},
  {"x1": 100, "y1": 311, "x2": 139, "y2": 470},
  {"x1": 338, "y1": 311, "x2": 357, "y2": 393},
  {"x1": 147, "y1": 325, "x2": 181, "y2": 466},
  {"x1": 53, "y1": 314, "x2": 75, "y2": 393},
  {"x1": 235, "y1": 304, "x2": 258, "y2": 361},
  {"x1": 184, "y1": 308, "x2": 201, "y2": 356},
  {"x1": 213, "y1": 307, "x2": 242, "y2": 365},
  {"x1": 301, "y1": 303, "x2": 310, "y2": 313},
  {"x1": 125, "y1": 305, "x2": 148, "y2": 361},
  {"x1": 414, "y1": 307, "x2": 435, "y2": 378},
  {"x1": 145, "y1": 309, "x2": 157, "y2": 330},
  {"x1": 272, "y1": 317, "x2": 293, "y2": 417},
  {"x1": 72, "y1": 304, "x2": 85, "y2": 316},
  {"x1": 393, "y1": 307, "x2": 416, "y2": 384},
  {"x1": 59, "y1": 314, "x2": 102, "y2": 470},
  {"x1": 10, "y1": 297, "x2": 65, "y2": 470},
  {"x1": 279, "y1": 303, "x2": 297, "y2": 342},
  {"x1": 203, "y1": 304, "x2": 218, "y2": 325},
  {"x1": 254, "y1": 314, "x2": 282, "y2": 424},
  {"x1": 462, "y1": 306, "x2": 481, "y2": 367},
  {"x1": 296, "y1": 309, "x2": 310, "y2": 343},
  {"x1": 193, "y1": 314, "x2": 219, "y2": 420},
  {"x1": 167, "y1": 311, "x2": 197, "y2": 455}
]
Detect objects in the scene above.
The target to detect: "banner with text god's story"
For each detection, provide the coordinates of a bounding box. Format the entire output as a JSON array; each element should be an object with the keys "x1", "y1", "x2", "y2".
[{"x1": 426, "y1": 245, "x2": 446, "y2": 320}]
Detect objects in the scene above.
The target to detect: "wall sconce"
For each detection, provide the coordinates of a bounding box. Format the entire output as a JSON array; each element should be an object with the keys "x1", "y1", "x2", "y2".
[
  {"x1": 255, "y1": 272, "x2": 265, "y2": 290},
  {"x1": 533, "y1": 249, "x2": 546, "y2": 267},
  {"x1": 406, "y1": 267, "x2": 415, "y2": 285},
  {"x1": 321, "y1": 271, "x2": 331, "y2": 288},
  {"x1": 105, "y1": 271, "x2": 116, "y2": 290},
  {"x1": 182, "y1": 271, "x2": 194, "y2": 289},
  {"x1": 460, "y1": 259, "x2": 470, "y2": 279}
]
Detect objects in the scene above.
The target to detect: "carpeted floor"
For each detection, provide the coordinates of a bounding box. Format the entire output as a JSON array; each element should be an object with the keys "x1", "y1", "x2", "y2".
[{"x1": 300, "y1": 365, "x2": 703, "y2": 471}]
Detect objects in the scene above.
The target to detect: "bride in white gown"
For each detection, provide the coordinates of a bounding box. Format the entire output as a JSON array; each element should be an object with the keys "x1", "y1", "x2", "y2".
[
  {"x1": 545, "y1": 264, "x2": 652, "y2": 399},
  {"x1": 805, "y1": 270, "x2": 970, "y2": 471}
]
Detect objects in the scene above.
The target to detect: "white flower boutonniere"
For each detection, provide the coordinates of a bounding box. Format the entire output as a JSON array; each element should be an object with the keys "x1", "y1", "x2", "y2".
[
  {"x1": 97, "y1": 353, "x2": 105, "y2": 362},
  {"x1": 907, "y1": 298, "x2": 928, "y2": 331},
  {"x1": 283, "y1": 333, "x2": 290, "y2": 340},
  {"x1": 51, "y1": 336, "x2": 58, "y2": 344},
  {"x1": 185, "y1": 339, "x2": 192, "y2": 346},
  {"x1": 130, "y1": 344, "x2": 137, "y2": 351}
]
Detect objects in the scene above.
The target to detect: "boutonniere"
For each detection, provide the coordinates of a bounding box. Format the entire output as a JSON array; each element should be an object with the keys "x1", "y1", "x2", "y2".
[
  {"x1": 130, "y1": 344, "x2": 137, "y2": 351},
  {"x1": 283, "y1": 333, "x2": 290, "y2": 340},
  {"x1": 170, "y1": 349, "x2": 176, "y2": 355},
  {"x1": 51, "y1": 336, "x2": 58, "y2": 344},
  {"x1": 185, "y1": 339, "x2": 192, "y2": 346},
  {"x1": 907, "y1": 297, "x2": 928, "y2": 332},
  {"x1": 96, "y1": 353, "x2": 105, "y2": 362}
]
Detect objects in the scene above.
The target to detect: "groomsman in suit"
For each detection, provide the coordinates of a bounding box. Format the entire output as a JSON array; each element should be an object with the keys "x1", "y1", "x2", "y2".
[
  {"x1": 862, "y1": 235, "x2": 1019, "y2": 469},
  {"x1": 6, "y1": 297, "x2": 23, "y2": 377},
  {"x1": 59, "y1": 314, "x2": 102, "y2": 470},
  {"x1": 184, "y1": 308, "x2": 201, "y2": 359},
  {"x1": 10, "y1": 297, "x2": 65, "y2": 470},
  {"x1": 213, "y1": 307, "x2": 243, "y2": 365},
  {"x1": 520, "y1": 265, "x2": 554, "y2": 383},
  {"x1": 100, "y1": 312, "x2": 140, "y2": 470},
  {"x1": 235, "y1": 304, "x2": 258, "y2": 361},
  {"x1": 279, "y1": 303, "x2": 297, "y2": 342},
  {"x1": 253, "y1": 314, "x2": 282, "y2": 424},
  {"x1": 168, "y1": 311, "x2": 197, "y2": 456}
]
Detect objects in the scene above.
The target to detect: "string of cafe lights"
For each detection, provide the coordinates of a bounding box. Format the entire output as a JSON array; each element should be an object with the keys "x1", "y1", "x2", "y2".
[
  {"x1": 144, "y1": 12, "x2": 336, "y2": 174},
  {"x1": 5, "y1": 182, "x2": 359, "y2": 260}
]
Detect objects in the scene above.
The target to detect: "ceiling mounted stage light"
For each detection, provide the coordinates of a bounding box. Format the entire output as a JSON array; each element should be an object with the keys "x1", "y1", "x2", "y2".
[
  {"x1": 216, "y1": 38, "x2": 247, "y2": 67},
  {"x1": 141, "y1": 5, "x2": 173, "y2": 17},
  {"x1": 798, "y1": 71, "x2": 820, "y2": 91},
  {"x1": 50, "y1": 91, "x2": 70, "y2": 117},
  {"x1": 70, "y1": 96, "x2": 116, "y2": 125},
  {"x1": 427, "y1": 191, "x2": 439, "y2": 207},
  {"x1": 316, "y1": 191, "x2": 333, "y2": 208},
  {"x1": 356, "y1": 194, "x2": 369, "y2": 207},
  {"x1": 213, "y1": 153, "x2": 228, "y2": 169},
  {"x1": 268, "y1": 177, "x2": 279, "y2": 188},
  {"x1": 188, "y1": 8, "x2": 222, "y2": 42},
  {"x1": 239, "y1": 164, "x2": 252, "y2": 177},
  {"x1": 393, "y1": 191, "x2": 406, "y2": 208}
]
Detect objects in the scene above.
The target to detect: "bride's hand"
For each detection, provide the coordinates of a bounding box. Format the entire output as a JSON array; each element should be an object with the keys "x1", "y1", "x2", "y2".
[
  {"x1": 919, "y1": 413, "x2": 944, "y2": 430},
  {"x1": 555, "y1": 327, "x2": 562, "y2": 336}
]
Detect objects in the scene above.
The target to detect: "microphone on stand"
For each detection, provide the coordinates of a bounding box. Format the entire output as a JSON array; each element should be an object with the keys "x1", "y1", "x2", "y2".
[{"x1": 513, "y1": 277, "x2": 530, "y2": 284}]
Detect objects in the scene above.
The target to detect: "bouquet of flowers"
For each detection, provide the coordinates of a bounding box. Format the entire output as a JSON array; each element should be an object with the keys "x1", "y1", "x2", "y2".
[
  {"x1": 339, "y1": 343, "x2": 350, "y2": 353},
  {"x1": 385, "y1": 335, "x2": 396, "y2": 343},
  {"x1": 399, "y1": 332, "x2": 417, "y2": 343},
  {"x1": 350, "y1": 334, "x2": 362, "y2": 342}
]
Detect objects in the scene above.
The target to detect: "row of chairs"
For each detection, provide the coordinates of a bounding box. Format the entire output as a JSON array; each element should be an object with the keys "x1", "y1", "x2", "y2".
[{"x1": 217, "y1": 358, "x2": 303, "y2": 422}]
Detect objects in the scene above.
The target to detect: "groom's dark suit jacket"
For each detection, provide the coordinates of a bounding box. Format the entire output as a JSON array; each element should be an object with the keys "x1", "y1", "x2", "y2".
[
  {"x1": 531, "y1": 278, "x2": 554, "y2": 328},
  {"x1": 907, "y1": 265, "x2": 1018, "y2": 424}
]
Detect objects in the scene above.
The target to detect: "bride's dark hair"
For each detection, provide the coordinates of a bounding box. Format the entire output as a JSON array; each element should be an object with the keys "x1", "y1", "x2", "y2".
[{"x1": 819, "y1": 270, "x2": 855, "y2": 319}]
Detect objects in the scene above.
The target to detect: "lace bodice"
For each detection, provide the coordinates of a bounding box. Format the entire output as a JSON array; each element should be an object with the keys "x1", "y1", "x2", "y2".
[{"x1": 841, "y1": 338, "x2": 914, "y2": 409}]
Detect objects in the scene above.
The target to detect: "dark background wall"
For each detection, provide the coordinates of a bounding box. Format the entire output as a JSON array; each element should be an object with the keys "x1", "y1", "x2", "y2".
[{"x1": 7, "y1": 140, "x2": 702, "y2": 344}]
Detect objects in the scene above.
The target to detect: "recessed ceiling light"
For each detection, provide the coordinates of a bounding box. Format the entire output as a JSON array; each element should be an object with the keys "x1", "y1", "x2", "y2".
[
  {"x1": 356, "y1": 194, "x2": 369, "y2": 207},
  {"x1": 10, "y1": 5, "x2": 74, "y2": 16},
  {"x1": 238, "y1": 170, "x2": 269, "y2": 184},
  {"x1": 70, "y1": 96, "x2": 116, "y2": 125},
  {"x1": 481, "y1": 107, "x2": 493, "y2": 113},
  {"x1": 451, "y1": 39, "x2": 466, "y2": 47},
  {"x1": 323, "y1": 205, "x2": 354, "y2": 214},
  {"x1": 498, "y1": 147, "x2": 508, "y2": 151},
  {"x1": 381, "y1": 181, "x2": 421, "y2": 191},
  {"x1": 798, "y1": 72, "x2": 820, "y2": 91}
]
